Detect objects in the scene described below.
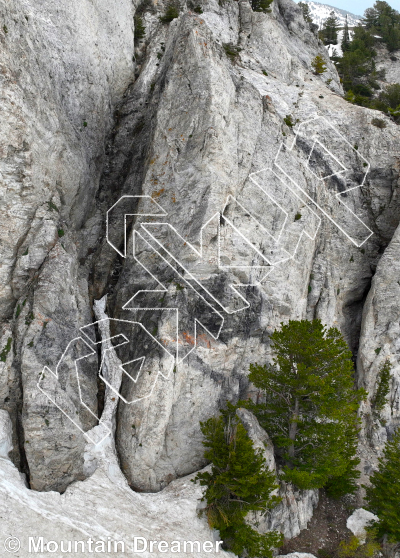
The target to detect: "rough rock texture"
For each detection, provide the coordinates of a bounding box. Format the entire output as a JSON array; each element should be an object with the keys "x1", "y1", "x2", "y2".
[
  {"x1": 0, "y1": 410, "x2": 231, "y2": 558},
  {"x1": 236, "y1": 407, "x2": 275, "y2": 471},
  {"x1": 89, "y1": 0, "x2": 400, "y2": 494},
  {"x1": 357, "y1": 221, "x2": 400, "y2": 484},
  {"x1": 376, "y1": 46, "x2": 400, "y2": 86},
  {"x1": 0, "y1": 0, "x2": 400, "y2": 549},
  {"x1": 103, "y1": 0, "x2": 400, "y2": 492},
  {"x1": 0, "y1": 0, "x2": 135, "y2": 490},
  {"x1": 0, "y1": 0, "x2": 135, "y2": 318},
  {"x1": 346, "y1": 508, "x2": 378, "y2": 544},
  {"x1": 258, "y1": 482, "x2": 319, "y2": 540},
  {"x1": 0, "y1": 409, "x2": 13, "y2": 458},
  {"x1": 237, "y1": 408, "x2": 319, "y2": 539}
]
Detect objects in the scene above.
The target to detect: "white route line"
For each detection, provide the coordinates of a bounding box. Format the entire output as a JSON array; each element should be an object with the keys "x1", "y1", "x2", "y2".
[
  {"x1": 37, "y1": 337, "x2": 112, "y2": 445},
  {"x1": 38, "y1": 319, "x2": 175, "y2": 445},
  {"x1": 274, "y1": 115, "x2": 373, "y2": 247},
  {"x1": 125, "y1": 229, "x2": 224, "y2": 363},
  {"x1": 248, "y1": 166, "x2": 322, "y2": 259},
  {"x1": 39, "y1": 115, "x2": 374, "y2": 443},
  {"x1": 140, "y1": 221, "x2": 251, "y2": 315},
  {"x1": 219, "y1": 196, "x2": 292, "y2": 268},
  {"x1": 106, "y1": 195, "x2": 167, "y2": 257}
]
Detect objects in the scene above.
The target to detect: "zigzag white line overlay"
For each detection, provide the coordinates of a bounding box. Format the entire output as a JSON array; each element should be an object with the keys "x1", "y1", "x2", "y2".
[{"x1": 38, "y1": 115, "x2": 374, "y2": 444}]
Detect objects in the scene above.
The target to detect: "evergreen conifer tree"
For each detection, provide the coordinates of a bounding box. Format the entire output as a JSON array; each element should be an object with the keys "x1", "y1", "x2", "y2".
[
  {"x1": 245, "y1": 319, "x2": 366, "y2": 494},
  {"x1": 371, "y1": 360, "x2": 392, "y2": 420},
  {"x1": 251, "y1": 0, "x2": 273, "y2": 13},
  {"x1": 363, "y1": 1, "x2": 400, "y2": 52},
  {"x1": 380, "y1": 83, "x2": 400, "y2": 109},
  {"x1": 134, "y1": 14, "x2": 146, "y2": 43},
  {"x1": 365, "y1": 428, "x2": 400, "y2": 542},
  {"x1": 336, "y1": 2, "x2": 400, "y2": 108},
  {"x1": 194, "y1": 409, "x2": 283, "y2": 557},
  {"x1": 298, "y1": 2, "x2": 313, "y2": 24},
  {"x1": 363, "y1": 6, "x2": 379, "y2": 29},
  {"x1": 311, "y1": 55, "x2": 327, "y2": 75},
  {"x1": 342, "y1": 15, "x2": 351, "y2": 52},
  {"x1": 321, "y1": 10, "x2": 340, "y2": 45}
]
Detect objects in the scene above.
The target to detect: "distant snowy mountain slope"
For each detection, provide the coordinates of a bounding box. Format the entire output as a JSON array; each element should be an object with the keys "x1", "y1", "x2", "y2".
[{"x1": 299, "y1": 1, "x2": 362, "y2": 29}]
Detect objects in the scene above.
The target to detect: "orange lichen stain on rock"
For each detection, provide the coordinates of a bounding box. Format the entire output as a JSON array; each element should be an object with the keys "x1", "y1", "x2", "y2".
[
  {"x1": 149, "y1": 158, "x2": 156, "y2": 164},
  {"x1": 36, "y1": 312, "x2": 51, "y2": 328},
  {"x1": 171, "y1": 193, "x2": 176, "y2": 202},
  {"x1": 181, "y1": 332, "x2": 211, "y2": 349},
  {"x1": 198, "y1": 333, "x2": 211, "y2": 349},
  {"x1": 151, "y1": 188, "x2": 165, "y2": 199},
  {"x1": 182, "y1": 331, "x2": 196, "y2": 346}
]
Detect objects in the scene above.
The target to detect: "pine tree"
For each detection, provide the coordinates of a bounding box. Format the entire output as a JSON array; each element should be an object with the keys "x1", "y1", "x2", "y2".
[
  {"x1": 298, "y1": 2, "x2": 313, "y2": 24},
  {"x1": 194, "y1": 409, "x2": 283, "y2": 557},
  {"x1": 365, "y1": 428, "x2": 400, "y2": 542},
  {"x1": 251, "y1": 0, "x2": 273, "y2": 14},
  {"x1": 337, "y1": 24, "x2": 376, "y2": 97},
  {"x1": 363, "y1": 1, "x2": 400, "y2": 52},
  {"x1": 311, "y1": 55, "x2": 327, "y2": 75},
  {"x1": 371, "y1": 360, "x2": 392, "y2": 420},
  {"x1": 321, "y1": 10, "x2": 340, "y2": 45},
  {"x1": 379, "y1": 83, "x2": 400, "y2": 109},
  {"x1": 342, "y1": 15, "x2": 351, "y2": 52},
  {"x1": 159, "y1": 1, "x2": 179, "y2": 23},
  {"x1": 245, "y1": 319, "x2": 366, "y2": 494},
  {"x1": 363, "y1": 6, "x2": 379, "y2": 29},
  {"x1": 134, "y1": 14, "x2": 146, "y2": 43},
  {"x1": 338, "y1": 2, "x2": 400, "y2": 108}
]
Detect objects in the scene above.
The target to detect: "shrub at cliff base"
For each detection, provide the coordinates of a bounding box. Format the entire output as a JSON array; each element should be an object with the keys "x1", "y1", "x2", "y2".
[
  {"x1": 194, "y1": 409, "x2": 283, "y2": 558},
  {"x1": 365, "y1": 427, "x2": 400, "y2": 542},
  {"x1": 245, "y1": 319, "x2": 366, "y2": 496}
]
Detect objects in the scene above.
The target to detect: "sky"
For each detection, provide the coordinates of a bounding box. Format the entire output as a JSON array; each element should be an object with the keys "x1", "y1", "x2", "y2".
[{"x1": 294, "y1": 0, "x2": 400, "y2": 17}]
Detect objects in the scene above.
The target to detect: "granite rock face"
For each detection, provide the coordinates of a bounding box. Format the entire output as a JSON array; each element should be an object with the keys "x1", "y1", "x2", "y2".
[
  {"x1": 238, "y1": 408, "x2": 318, "y2": 539},
  {"x1": 0, "y1": 0, "x2": 399, "y2": 549},
  {"x1": 0, "y1": 410, "x2": 13, "y2": 458},
  {"x1": 97, "y1": 0, "x2": 400, "y2": 492},
  {"x1": 258, "y1": 482, "x2": 319, "y2": 540},
  {"x1": 376, "y1": 46, "x2": 400, "y2": 86},
  {"x1": 236, "y1": 407, "x2": 276, "y2": 471},
  {"x1": 0, "y1": 0, "x2": 135, "y2": 490},
  {"x1": 0, "y1": 410, "x2": 231, "y2": 558},
  {"x1": 346, "y1": 508, "x2": 379, "y2": 544},
  {"x1": 357, "y1": 220, "x2": 400, "y2": 483}
]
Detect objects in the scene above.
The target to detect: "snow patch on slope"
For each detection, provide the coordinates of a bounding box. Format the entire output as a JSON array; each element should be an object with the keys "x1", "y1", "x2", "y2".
[{"x1": 298, "y1": 1, "x2": 362, "y2": 29}]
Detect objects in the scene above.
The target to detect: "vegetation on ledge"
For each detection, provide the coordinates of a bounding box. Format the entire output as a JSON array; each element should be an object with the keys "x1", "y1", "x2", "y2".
[
  {"x1": 193, "y1": 408, "x2": 282, "y2": 557},
  {"x1": 243, "y1": 319, "x2": 367, "y2": 496}
]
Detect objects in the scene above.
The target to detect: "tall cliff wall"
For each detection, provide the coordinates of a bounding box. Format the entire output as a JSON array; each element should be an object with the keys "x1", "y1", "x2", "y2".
[{"x1": 0, "y1": 0, "x2": 399, "y2": 553}]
